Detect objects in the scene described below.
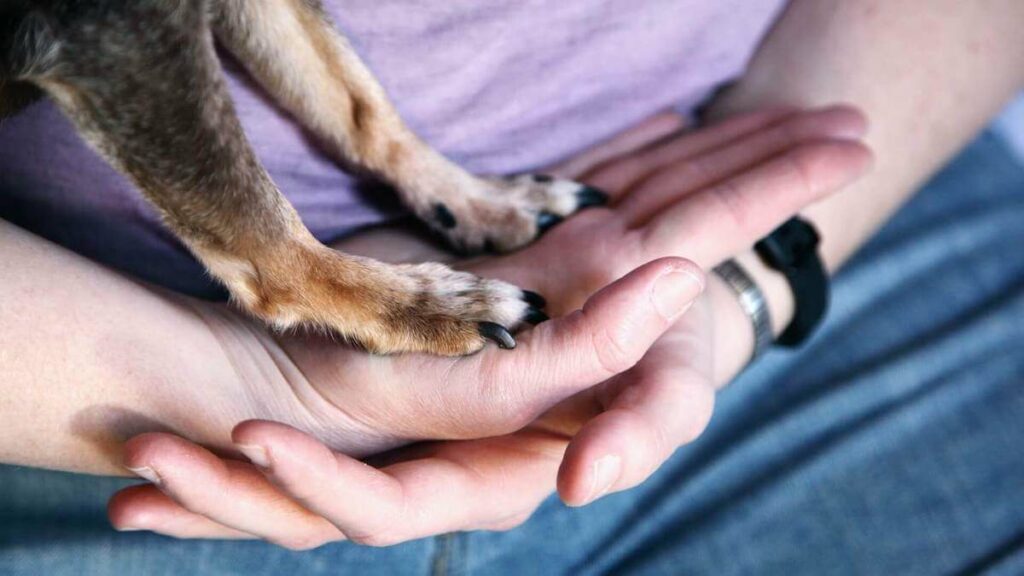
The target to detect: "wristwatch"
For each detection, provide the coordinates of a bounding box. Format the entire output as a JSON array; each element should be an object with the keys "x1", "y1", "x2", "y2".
[
  {"x1": 714, "y1": 216, "x2": 829, "y2": 365},
  {"x1": 754, "y1": 216, "x2": 829, "y2": 347}
]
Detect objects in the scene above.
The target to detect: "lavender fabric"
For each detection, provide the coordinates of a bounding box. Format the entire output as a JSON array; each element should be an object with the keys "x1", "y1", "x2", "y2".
[{"x1": 0, "y1": 0, "x2": 785, "y2": 298}]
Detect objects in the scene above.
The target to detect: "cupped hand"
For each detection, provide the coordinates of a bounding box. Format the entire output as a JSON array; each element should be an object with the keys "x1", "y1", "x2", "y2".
[{"x1": 109, "y1": 106, "x2": 872, "y2": 547}]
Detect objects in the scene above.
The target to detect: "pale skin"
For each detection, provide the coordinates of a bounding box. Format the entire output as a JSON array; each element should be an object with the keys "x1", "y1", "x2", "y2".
[
  {"x1": 1, "y1": 105, "x2": 868, "y2": 469},
  {"x1": 2, "y1": 106, "x2": 870, "y2": 539},
  {"x1": 96, "y1": 110, "x2": 871, "y2": 548},
  {"x1": 4, "y1": 0, "x2": 1024, "y2": 549}
]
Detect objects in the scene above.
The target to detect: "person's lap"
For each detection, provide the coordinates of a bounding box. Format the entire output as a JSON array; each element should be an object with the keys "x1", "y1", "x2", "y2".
[{"x1": 2, "y1": 130, "x2": 1022, "y2": 575}]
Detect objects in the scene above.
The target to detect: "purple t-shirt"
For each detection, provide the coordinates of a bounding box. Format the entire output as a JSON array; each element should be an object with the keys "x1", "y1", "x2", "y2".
[{"x1": 0, "y1": 0, "x2": 785, "y2": 298}]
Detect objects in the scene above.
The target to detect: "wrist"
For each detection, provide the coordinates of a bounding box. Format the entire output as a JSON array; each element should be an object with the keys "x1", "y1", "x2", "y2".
[
  {"x1": 141, "y1": 302, "x2": 383, "y2": 466},
  {"x1": 184, "y1": 304, "x2": 400, "y2": 458}
]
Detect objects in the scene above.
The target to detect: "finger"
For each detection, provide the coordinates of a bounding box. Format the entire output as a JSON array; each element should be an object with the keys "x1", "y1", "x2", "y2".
[
  {"x1": 548, "y1": 111, "x2": 687, "y2": 180},
  {"x1": 233, "y1": 421, "x2": 563, "y2": 546},
  {"x1": 282, "y1": 258, "x2": 701, "y2": 444},
  {"x1": 585, "y1": 107, "x2": 797, "y2": 197},
  {"x1": 446, "y1": 257, "x2": 706, "y2": 437},
  {"x1": 233, "y1": 421, "x2": 405, "y2": 546},
  {"x1": 642, "y1": 139, "x2": 874, "y2": 268},
  {"x1": 122, "y1": 433, "x2": 345, "y2": 550},
  {"x1": 108, "y1": 484, "x2": 254, "y2": 540},
  {"x1": 619, "y1": 105, "x2": 868, "y2": 225},
  {"x1": 557, "y1": 314, "x2": 715, "y2": 506}
]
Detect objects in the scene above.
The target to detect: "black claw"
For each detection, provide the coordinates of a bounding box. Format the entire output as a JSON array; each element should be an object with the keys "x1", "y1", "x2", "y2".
[
  {"x1": 433, "y1": 203, "x2": 457, "y2": 229},
  {"x1": 522, "y1": 289, "x2": 547, "y2": 309},
  {"x1": 478, "y1": 322, "x2": 516, "y2": 350},
  {"x1": 524, "y1": 308, "x2": 550, "y2": 325},
  {"x1": 537, "y1": 212, "x2": 564, "y2": 233},
  {"x1": 576, "y1": 186, "x2": 610, "y2": 209},
  {"x1": 533, "y1": 174, "x2": 555, "y2": 183}
]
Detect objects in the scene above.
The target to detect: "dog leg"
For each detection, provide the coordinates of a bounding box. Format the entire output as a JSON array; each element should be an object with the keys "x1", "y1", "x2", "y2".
[
  {"x1": 211, "y1": 0, "x2": 606, "y2": 253},
  {"x1": 0, "y1": 2, "x2": 46, "y2": 120},
  {"x1": 12, "y1": 0, "x2": 541, "y2": 354}
]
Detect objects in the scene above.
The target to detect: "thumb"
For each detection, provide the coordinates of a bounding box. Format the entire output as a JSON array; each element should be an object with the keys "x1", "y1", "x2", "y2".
[{"x1": 455, "y1": 257, "x2": 705, "y2": 432}]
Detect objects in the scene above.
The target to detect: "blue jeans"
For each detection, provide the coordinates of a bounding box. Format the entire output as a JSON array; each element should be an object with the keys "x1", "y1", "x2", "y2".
[{"x1": 2, "y1": 130, "x2": 1022, "y2": 575}]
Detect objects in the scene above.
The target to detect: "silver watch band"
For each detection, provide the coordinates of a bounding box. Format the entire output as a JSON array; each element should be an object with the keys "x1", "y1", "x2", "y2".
[{"x1": 713, "y1": 259, "x2": 773, "y2": 363}]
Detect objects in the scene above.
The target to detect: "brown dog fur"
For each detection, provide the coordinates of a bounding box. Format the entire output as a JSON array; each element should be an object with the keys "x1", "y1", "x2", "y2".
[{"x1": 0, "y1": 0, "x2": 604, "y2": 354}]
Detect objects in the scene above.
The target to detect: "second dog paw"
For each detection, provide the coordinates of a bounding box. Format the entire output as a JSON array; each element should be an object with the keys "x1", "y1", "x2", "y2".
[{"x1": 424, "y1": 175, "x2": 607, "y2": 253}]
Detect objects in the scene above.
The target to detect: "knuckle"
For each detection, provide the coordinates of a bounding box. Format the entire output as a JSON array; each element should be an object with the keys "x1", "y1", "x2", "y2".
[
  {"x1": 480, "y1": 411, "x2": 535, "y2": 437},
  {"x1": 785, "y1": 147, "x2": 819, "y2": 192},
  {"x1": 498, "y1": 399, "x2": 540, "y2": 432},
  {"x1": 617, "y1": 409, "x2": 670, "y2": 479},
  {"x1": 591, "y1": 323, "x2": 639, "y2": 377},
  {"x1": 678, "y1": 155, "x2": 714, "y2": 185},
  {"x1": 677, "y1": 407, "x2": 712, "y2": 445},
  {"x1": 643, "y1": 415, "x2": 672, "y2": 464},
  {"x1": 776, "y1": 115, "x2": 803, "y2": 144},
  {"x1": 708, "y1": 179, "x2": 751, "y2": 230},
  {"x1": 455, "y1": 407, "x2": 532, "y2": 439},
  {"x1": 488, "y1": 396, "x2": 531, "y2": 431},
  {"x1": 473, "y1": 370, "x2": 541, "y2": 436},
  {"x1": 592, "y1": 156, "x2": 641, "y2": 188},
  {"x1": 676, "y1": 382, "x2": 715, "y2": 445}
]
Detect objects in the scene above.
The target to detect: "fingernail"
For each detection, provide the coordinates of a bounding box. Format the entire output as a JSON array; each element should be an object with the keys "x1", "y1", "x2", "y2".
[
  {"x1": 586, "y1": 455, "x2": 622, "y2": 504},
  {"x1": 115, "y1": 526, "x2": 143, "y2": 532},
  {"x1": 126, "y1": 466, "x2": 162, "y2": 485},
  {"x1": 236, "y1": 444, "x2": 271, "y2": 469},
  {"x1": 652, "y1": 268, "x2": 704, "y2": 321}
]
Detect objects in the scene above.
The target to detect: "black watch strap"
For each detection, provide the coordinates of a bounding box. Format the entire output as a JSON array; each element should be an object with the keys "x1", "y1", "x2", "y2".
[{"x1": 754, "y1": 217, "x2": 828, "y2": 347}]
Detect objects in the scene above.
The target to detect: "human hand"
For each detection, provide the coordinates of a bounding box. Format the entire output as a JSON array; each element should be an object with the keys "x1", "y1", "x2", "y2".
[{"x1": 110, "y1": 106, "x2": 872, "y2": 547}]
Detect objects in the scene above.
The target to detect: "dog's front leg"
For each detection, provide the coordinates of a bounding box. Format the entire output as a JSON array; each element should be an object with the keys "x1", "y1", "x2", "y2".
[
  {"x1": 210, "y1": 0, "x2": 606, "y2": 253},
  {"x1": 11, "y1": 0, "x2": 541, "y2": 354}
]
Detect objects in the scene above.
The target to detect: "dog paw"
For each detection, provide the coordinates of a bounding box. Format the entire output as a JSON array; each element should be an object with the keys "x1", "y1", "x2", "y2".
[
  {"x1": 233, "y1": 246, "x2": 549, "y2": 355},
  {"x1": 374, "y1": 262, "x2": 549, "y2": 354},
  {"x1": 425, "y1": 175, "x2": 607, "y2": 253}
]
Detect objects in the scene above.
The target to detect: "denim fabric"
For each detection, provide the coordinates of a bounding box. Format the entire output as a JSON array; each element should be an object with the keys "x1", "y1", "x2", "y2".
[{"x1": 2, "y1": 130, "x2": 1022, "y2": 575}]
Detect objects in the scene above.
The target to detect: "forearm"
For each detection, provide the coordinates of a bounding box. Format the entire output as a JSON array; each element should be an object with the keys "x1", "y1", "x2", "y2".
[
  {"x1": 706, "y1": 0, "x2": 1024, "y2": 381},
  {"x1": 0, "y1": 220, "x2": 279, "y2": 475},
  {"x1": 715, "y1": 0, "x2": 1023, "y2": 269}
]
